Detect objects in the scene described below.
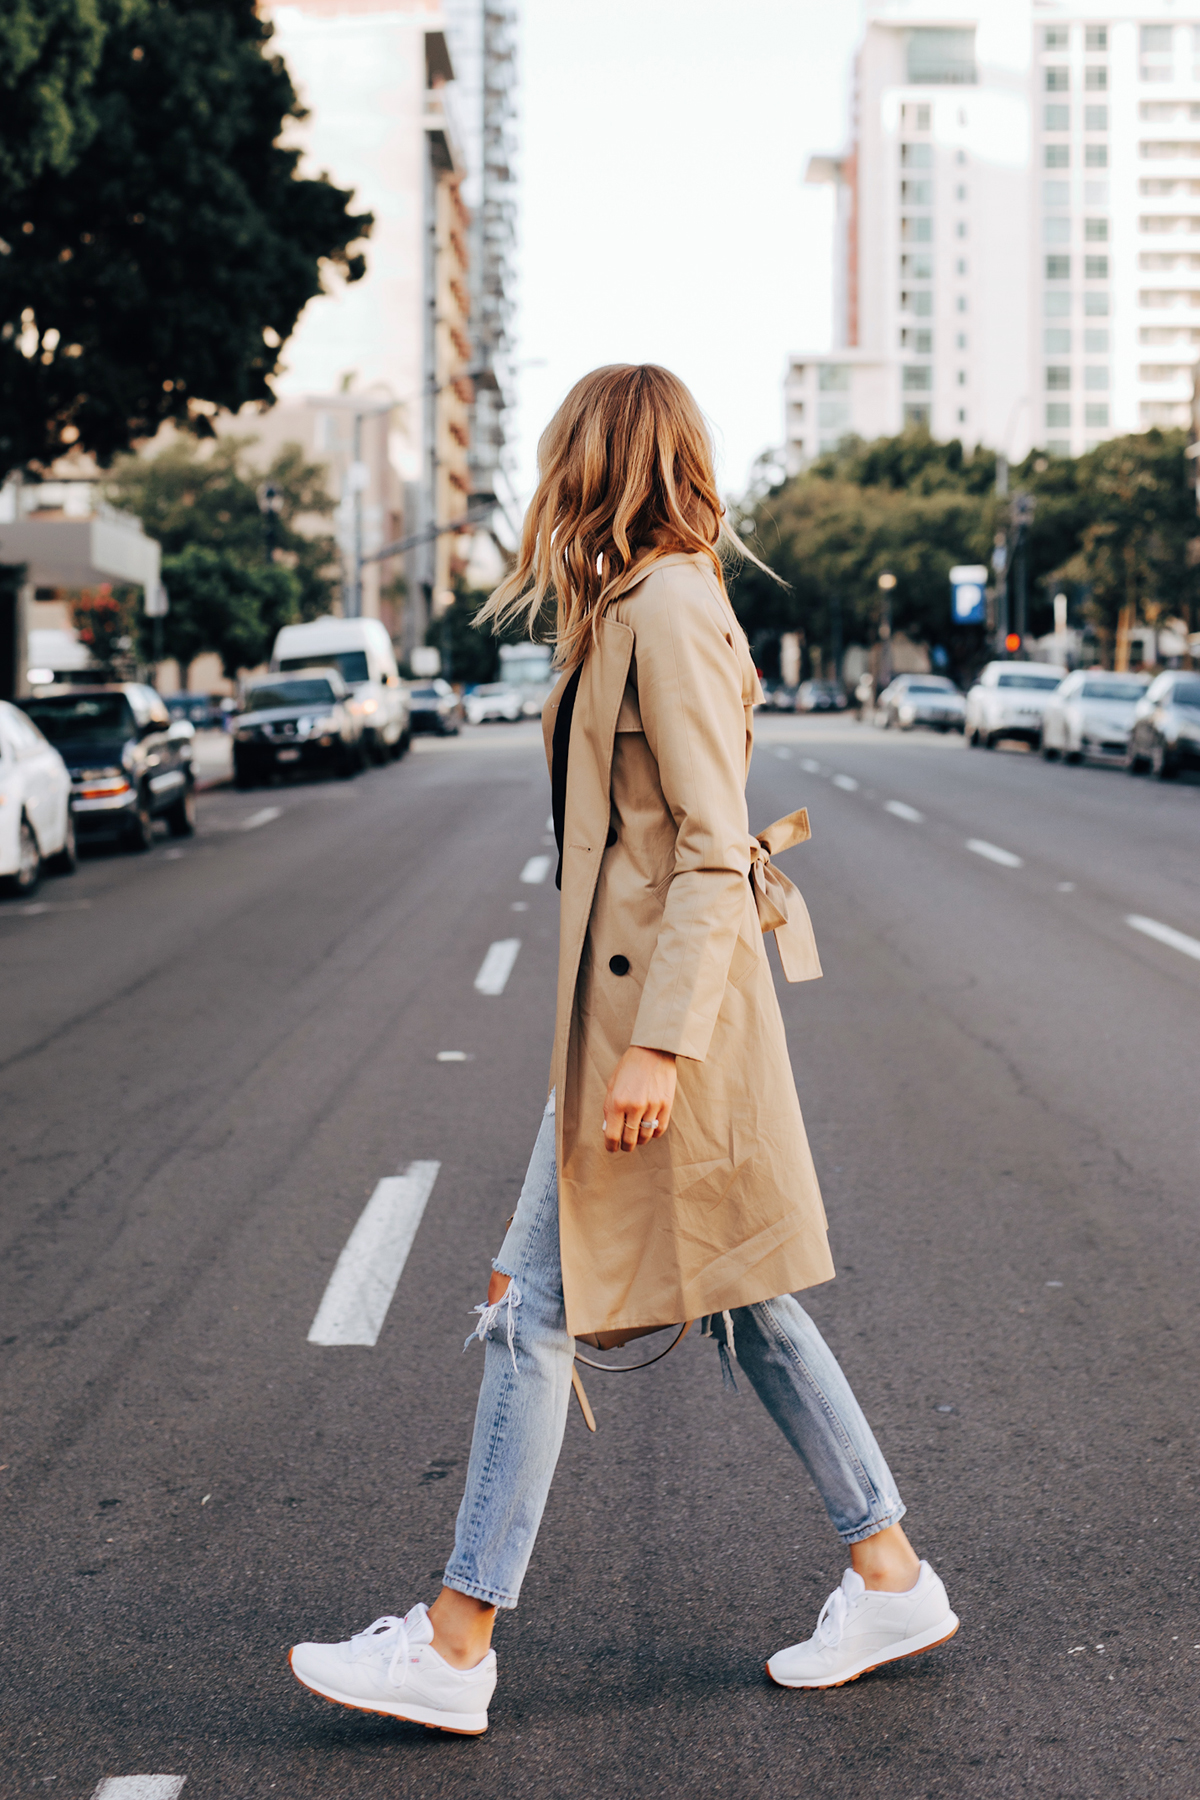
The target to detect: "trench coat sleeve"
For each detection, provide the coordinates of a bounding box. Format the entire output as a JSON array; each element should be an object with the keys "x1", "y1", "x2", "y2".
[{"x1": 626, "y1": 571, "x2": 752, "y2": 1062}]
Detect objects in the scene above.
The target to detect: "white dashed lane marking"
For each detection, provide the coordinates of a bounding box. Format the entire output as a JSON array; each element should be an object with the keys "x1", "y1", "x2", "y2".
[
  {"x1": 885, "y1": 800, "x2": 924, "y2": 823},
  {"x1": 91, "y1": 1780, "x2": 186, "y2": 1799},
  {"x1": 1126, "y1": 914, "x2": 1200, "y2": 964},
  {"x1": 520, "y1": 854, "x2": 551, "y2": 884},
  {"x1": 241, "y1": 807, "x2": 282, "y2": 831},
  {"x1": 800, "y1": 758, "x2": 821, "y2": 774},
  {"x1": 307, "y1": 1162, "x2": 441, "y2": 1346},
  {"x1": 474, "y1": 938, "x2": 521, "y2": 994},
  {"x1": 966, "y1": 837, "x2": 1024, "y2": 869},
  {"x1": 831, "y1": 773, "x2": 859, "y2": 792}
]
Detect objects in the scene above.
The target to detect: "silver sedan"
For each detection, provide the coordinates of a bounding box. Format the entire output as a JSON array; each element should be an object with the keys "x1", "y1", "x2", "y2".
[{"x1": 1040, "y1": 670, "x2": 1149, "y2": 766}]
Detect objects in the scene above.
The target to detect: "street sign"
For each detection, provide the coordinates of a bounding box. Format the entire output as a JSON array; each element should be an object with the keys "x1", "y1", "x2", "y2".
[{"x1": 949, "y1": 564, "x2": 987, "y2": 626}]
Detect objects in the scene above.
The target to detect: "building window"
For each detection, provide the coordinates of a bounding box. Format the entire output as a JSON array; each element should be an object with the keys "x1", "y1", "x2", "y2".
[
  {"x1": 1045, "y1": 144, "x2": 1070, "y2": 169},
  {"x1": 818, "y1": 400, "x2": 851, "y2": 429},
  {"x1": 1044, "y1": 216, "x2": 1071, "y2": 243},
  {"x1": 1045, "y1": 104, "x2": 1070, "y2": 131},
  {"x1": 901, "y1": 142, "x2": 933, "y2": 169},
  {"x1": 901, "y1": 103, "x2": 932, "y2": 131},
  {"x1": 900, "y1": 253, "x2": 933, "y2": 278},
  {"x1": 900, "y1": 289, "x2": 934, "y2": 317},
  {"x1": 1084, "y1": 290, "x2": 1109, "y2": 315},
  {"x1": 956, "y1": 331, "x2": 968, "y2": 348},
  {"x1": 956, "y1": 257, "x2": 968, "y2": 274},
  {"x1": 1045, "y1": 327, "x2": 1071, "y2": 352},
  {"x1": 817, "y1": 364, "x2": 851, "y2": 391},
  {"x1": 956, "y1": 221, "x2": 967, "y2": 238},
  {"x1": 904, "y1": 403, "x2": 931, "y2": 427},
  {"x1": 957, "y1": 294, "x2": 968, "y2": 312},
  {"x1": 901, "y1": 180, "x2": 934, "y2": 206},
  {"x1": 1045, "y1": 67, "x2": 1069, "y2": 92},
  {"x1": 1085, "y1": 365, "x2": 1110, "y2": 389},
  {"x1": 906, "y1": 27, "x2": 976, "y2": 85},
  {"x1": 1084, "y1": 107, "x2": 1108, "y2": 131},
  {"x1": 1046, "y1": 254, "x2": 1071, "y2": 278},
  {"x1": 956, "y1": 183, "x2": 968, "y2": 200},
  {"x1": 1085, "y1": 255, "x2": 1109, "y2": 278},
  {"x1": 1044, "y1": 26, "x2": 1069, "y2": 49},
  {"x1": 1085, "y1": 218, "x2": 1109, "y2": 242},
  {"x1": 1085, "y1": 328, "x2": 1109, "y2": 351},
  {"x1": 1046, "y1": 440, "x2": 1072, "y2": 456},
  {"x1": 899, "y1": 328, "x2": 933, "y2": 352},
  {"x1": 1086, "y1": 26, "x2": 1108, "y2": 52},
  {"x1": 1044, "y1": 179, "x2": 1070, "y2": 206},
  {"x1": 903, "y1": 365, "x2": 933, "y2": 391},
  {"x1": 1085, "y1": 403, "x2": 1110, "y2": 426},
  {"x1": 1085, "y1": 66, "x2": 1107, "y2": 91},
  {"x1": 1046, "y1": 366, "x2": 1071, "y2": 390},
  {"x1": 901, "y1": 216, "x2": 934, "y2": 243},
  {"x1": 1045, "y1": 289, "x2": 1071, "y2": 315},
  {"x1": 1085, "y1": 144, "x2": 1108, "y2": 168},
  {"x1": 1086, "y1": 181, "x2": 1110, "y2": 205},
  {"x1": 1046, "y1": 403, "x2": 1071, "y2": 427},
  {"x1": 1141, "y1": 24, "x2": 1174, "y2": 82}
]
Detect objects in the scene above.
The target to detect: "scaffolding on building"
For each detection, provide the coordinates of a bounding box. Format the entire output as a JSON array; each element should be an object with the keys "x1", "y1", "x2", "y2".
[{"x1": 470, "y1": 5, "x2": 518, "y2": 532}]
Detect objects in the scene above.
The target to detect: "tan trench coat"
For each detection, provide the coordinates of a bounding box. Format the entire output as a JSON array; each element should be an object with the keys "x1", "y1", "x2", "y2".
[{"x1": 542, "y1": 551, "x2": 836, "y2": 1337}]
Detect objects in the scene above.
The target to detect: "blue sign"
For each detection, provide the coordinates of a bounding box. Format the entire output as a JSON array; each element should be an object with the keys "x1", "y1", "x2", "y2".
[{"x1": 949, "y1": 563, "x2": 988, "y2": 626}]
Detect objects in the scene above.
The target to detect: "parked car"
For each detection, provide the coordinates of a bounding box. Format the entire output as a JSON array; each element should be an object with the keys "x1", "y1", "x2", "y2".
[
  {"x1": 796, "y1": 680, "x2": 849, "y2": 713},
  {"x1": 20, "y1": 684, "x2": 195, "y2": 850},
  {"x1": 233, "y1": 670, "x2": 364, "y2": 787},
  {"x1": 1040, "y1": 670, "x2": 1149, "y2": 766},
  {"x1": 408, "y1": 679, "x2": 461, "y2": 736},
  {"x1": 0, "y1": 700, "x2": 76, "y2": 895},
  {"x1": 1126, "y1": 670, "x2": 1200, "y2": 779},
  {"x1": 272, "y1": 617, "x2": 410, "y2": 763},
  {"x1": 875, "y1": 674, "x2": 966, "y2": 732},
  {"x1": 164, "y1": 692, "x2": 226, "y2": 730},
  {"x1": 964, "y1": 661, "x2": 1066, "y2": 748},
  {"x1": 464, "y1": 682, "x2": 524, "y2": 725}
]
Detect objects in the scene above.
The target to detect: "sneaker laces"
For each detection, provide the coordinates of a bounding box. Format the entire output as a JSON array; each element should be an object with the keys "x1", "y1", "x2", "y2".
[
  {"x1": 815, "y1": 1584, "x2": 850, "y2": 1649},
  {"x1": 349, "y1": 1614, "x2": 413, "y2": 1687}
]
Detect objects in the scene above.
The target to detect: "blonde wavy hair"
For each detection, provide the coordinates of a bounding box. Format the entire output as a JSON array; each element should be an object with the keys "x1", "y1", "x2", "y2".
[{"x1": 476, "y1": 363, "x2": 758, "y2": 671}]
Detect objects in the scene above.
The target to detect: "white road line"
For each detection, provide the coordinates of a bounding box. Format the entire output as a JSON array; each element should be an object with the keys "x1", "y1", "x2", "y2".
[
  {"x1": 91, "y1": 1780, "x2": 186, "y2": 1799},
  {"x1": 831, "y1": 773, "x2": 859, "y2": 791},
  {"x1": 436, "y1": 1050, "x2": 468, "y2": 1062},
  {"x1": 307, "y1": 1162, "x2": 441, "y2": 1347},
  {"x1": 966, "y1": 838, "x2": 1024, "y2": 869},
  {"x1": 885, "y1": 800, "x2": 924, "y2": 823},
  {"x1": 474, "y1": 938, "x2": 521, "y2": 994},
  {"x1": 241, "y1": 807, "x2": 281, "y2": 831},
  {"x1": 1127, "y1": 914, "x2": 1200, "y2": 964},
  {"x1": 520, "y1": 854, "x2": 551, "y2": 884},
  {"x1": 800, "y1": 758, "x2": 821, "y2": 773},
  {"x1": 545, "y1": 813, "x2": 554, "y2": 832},
  {"x1": 773, "y1": 746, "x2": 792, "y2": 759}
]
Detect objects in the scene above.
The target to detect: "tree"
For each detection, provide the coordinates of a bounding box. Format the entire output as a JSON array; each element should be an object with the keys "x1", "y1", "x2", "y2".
[
  {"x1": 0, "y1": 0, "x2": 106, "y2": 194},
  {"x1": 0, "y1": 0, "x2": 372, "y2": 475},
  {"x1": 107, "y1": 434, "x2": 340, "y2": 619},
  {"x1": 156, "y1": 545, "x2": 301, "y2": 680}
]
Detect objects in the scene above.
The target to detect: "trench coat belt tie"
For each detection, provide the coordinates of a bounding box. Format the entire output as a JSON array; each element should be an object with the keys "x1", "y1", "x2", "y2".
[{"x1": 749, "y1": 808, "x2": 823, "y2": 984}]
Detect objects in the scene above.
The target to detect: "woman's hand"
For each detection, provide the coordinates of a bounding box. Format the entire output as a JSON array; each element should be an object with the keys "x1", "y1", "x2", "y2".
[{"x1": 603, "y1": 1046, "x2": 677, "y2": 1154}]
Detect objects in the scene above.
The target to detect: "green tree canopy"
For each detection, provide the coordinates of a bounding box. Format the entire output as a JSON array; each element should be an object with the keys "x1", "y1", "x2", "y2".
[
  {"x1": 0, "y1": 0, "x2": 372, "y2": 474},
  {"x1": 156, "y1": 544, "x2": 301, "y2": 679},
  {"x1": 0, "y1": 0, "x2": 106, "y2": 193}
]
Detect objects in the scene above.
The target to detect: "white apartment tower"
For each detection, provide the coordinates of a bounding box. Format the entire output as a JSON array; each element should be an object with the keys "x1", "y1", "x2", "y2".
[{"x1": 785, "y1": 0, "x2": 1200, "y2": 472}]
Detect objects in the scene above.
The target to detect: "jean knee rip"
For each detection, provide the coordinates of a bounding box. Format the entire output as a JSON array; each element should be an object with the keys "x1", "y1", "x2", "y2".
[{"x1": 464, "y1": 1278, "x2": 522, "y2": 1371}]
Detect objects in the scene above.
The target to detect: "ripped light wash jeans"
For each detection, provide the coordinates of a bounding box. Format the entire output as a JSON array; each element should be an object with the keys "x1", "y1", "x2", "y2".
[{"x1": 442, "y1": 1098, "x2": 906, "y2": 1610}]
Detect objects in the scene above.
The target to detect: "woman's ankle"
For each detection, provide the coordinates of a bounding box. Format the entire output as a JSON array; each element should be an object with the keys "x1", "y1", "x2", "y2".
[
  {"x1": 848, "y1": 1522, "x2": 922, "y2": 1593},
  {"x1": 428, "y1": 1586, "x2": 497, "y2": 1669}
]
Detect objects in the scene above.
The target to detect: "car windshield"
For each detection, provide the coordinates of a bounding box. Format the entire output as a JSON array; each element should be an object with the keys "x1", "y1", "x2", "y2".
[
  {"x1": 1080, "y1": 679, "x2": 1146, "y2": 701},
  {"x1": 995, "y1": 672, "x2": 1062, "y2": 690},
  {"x1": 906, "y1": 681, "x2": 956, "y2": 694},
  {"x1": 22, "y1": 694, "x2": 135, "y2": 743},
  {"x1": 1171, "y1": 678, "x2": 1200, "y2": 707},
  {"x1": 244, "y1": 680, "x2": 335, "y2": 711},
  {"x1": 410, "y1": 686, "x2": 441, "y2": 701},
  {"x1": 279, "y1": 651, "x2": 369, "y2": 684}
]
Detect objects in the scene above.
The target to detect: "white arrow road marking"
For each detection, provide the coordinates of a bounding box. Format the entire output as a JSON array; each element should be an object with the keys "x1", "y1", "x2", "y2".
[
  {"x1": 885, "y1": 800, "x2": 924, "y2": 823},
  {"x1": 474, "y1": 938, "x2": 521, "y2": 994},
  {"x1": 1127, "y1": 914, "x2": 1200, "y2": 964},
  {"x1": 308, "y1": 1162, "x2": 441, "y2": 1347},
  {"x1": 241, "y1": 807, "x2": 281, "y2": 830},
  {"x1": 831, "y1": 773, "x2": 859, "y2": 791},
  {"x1": 966, "y1": 837, "x2": 1023, "y2": 869},
  {"x1": 91, "y1": 1780, "x2": 186, "y2": 1799},
  {"x1": 520, "y1": 854, "x2": 551, "y2": 884}
]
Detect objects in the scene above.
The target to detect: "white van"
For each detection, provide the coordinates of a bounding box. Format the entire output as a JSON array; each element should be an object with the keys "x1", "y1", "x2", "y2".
[{"x1": 270, "y1": 617, "x2": 410, "y2": 762}]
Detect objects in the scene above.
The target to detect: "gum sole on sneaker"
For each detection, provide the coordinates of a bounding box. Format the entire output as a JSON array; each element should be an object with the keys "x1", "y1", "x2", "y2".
[
  {"x1": 766, "y1": 1615, "x2": 960, "y2": 1690},
  {"x1": 288, "y1": 1651, "x2": 488, "y2": 1734}
]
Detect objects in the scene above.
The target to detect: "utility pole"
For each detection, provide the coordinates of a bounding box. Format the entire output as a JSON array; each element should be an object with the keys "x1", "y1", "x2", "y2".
[{"x1": 1010, "y1": 491, "x2": 1035, "y2": 653}]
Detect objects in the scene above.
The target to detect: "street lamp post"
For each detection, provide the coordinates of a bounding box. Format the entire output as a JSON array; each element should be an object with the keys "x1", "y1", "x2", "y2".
[
  {"x1": 877, "y1": 570, "x2": 897, "y2": 692},
  {"x1": 256, "y1": 480, "x2": 283, "y2": 564}
]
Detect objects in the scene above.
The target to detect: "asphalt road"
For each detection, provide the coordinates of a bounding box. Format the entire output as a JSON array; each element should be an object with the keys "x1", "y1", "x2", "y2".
[{"x1": 2, "y1": 716, "x2": 1198, "y2": 1799}]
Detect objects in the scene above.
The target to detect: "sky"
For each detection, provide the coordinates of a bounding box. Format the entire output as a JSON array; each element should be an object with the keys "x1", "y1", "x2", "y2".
[{"x1": 509, "y1": 0, "x2": 866, "y2": 508}]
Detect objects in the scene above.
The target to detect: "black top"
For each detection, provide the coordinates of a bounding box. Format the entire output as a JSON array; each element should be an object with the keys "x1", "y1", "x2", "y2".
[{"x1": 551, "y1": 664, "x2": 582, "y2": 891}]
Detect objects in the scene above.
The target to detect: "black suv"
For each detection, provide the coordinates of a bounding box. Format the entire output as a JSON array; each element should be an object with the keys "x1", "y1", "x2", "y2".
[
  {"x1": 20, "y1": 684, "x2": 196, "y2": 849},
  {"x1": 232, "y1": 669, "x2": 364, "y2": 787}
]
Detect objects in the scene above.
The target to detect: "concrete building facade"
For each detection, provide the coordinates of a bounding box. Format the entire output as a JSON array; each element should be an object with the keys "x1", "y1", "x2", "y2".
[{"x1": 785, "y1": 0, "x2": 1200, "y2": 473}]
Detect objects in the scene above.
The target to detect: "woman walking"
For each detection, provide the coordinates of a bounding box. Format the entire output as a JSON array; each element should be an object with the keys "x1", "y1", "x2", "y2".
[{"x1": 290, "y1": 365, "x2": 959, "y2": 1733}]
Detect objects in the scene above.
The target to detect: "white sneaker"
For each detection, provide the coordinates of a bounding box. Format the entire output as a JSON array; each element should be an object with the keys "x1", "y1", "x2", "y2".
[
  {"x1": 767, "y1": 1561, "x2": 959, "y2": 1690},
  {"x1": 290, "y1": 1603, "x2": 496, "y2": 1734}
]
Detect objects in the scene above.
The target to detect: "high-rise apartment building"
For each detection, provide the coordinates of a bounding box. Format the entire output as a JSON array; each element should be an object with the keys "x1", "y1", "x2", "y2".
[{"x1": 785, "y1": 0, "x2": 1200, "y2": 473}]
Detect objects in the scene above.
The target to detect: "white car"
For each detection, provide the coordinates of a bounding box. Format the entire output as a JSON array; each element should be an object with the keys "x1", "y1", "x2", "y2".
[
  {"x1": 1040, "y1": 670, "x2": 1150, "y2": 766},
  {"x1": 271, "y1": 617, "x2": 410, "y2": 764},
  {"x1": 0, "y1": 700, "x2": 76, "y2": 896},
  {"x1": 875, "y1": 674, "x2": 966, "y2": 732},
  {"x1": 464, "y1": 682, "x2": 524, "y2": 725},
  {"x1": 965, "y1": 661, "x2": 1066, "y2": 749}
]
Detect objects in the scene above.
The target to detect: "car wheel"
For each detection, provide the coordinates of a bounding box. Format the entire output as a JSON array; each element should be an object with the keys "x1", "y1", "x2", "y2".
[
  {"x1": 234, "y1": 757, "x2": 256, "y2": 790},
  {"x1": 1126, "y1": 744, "x2": 1148, "y2": 774},
  {"x1": 396, "y1": 728, "x2": 411, "y2": 758},
  {"x1": 1151, "y1": 740, "x2": 1178, "y2": 781},
  {"x1": 124, "y1": 793, "x2": 155, "y2": 852},
  {"x1": 1, "y1": 813, "x2": 42, "y2": 897},
  {"x1": 166, "y1": 784, "x2": 196, "y2": 837},
  {"x1": 336, "y1": 744, "x2": 358, "y2": 779},
  {"x1": 46, "y1": 806, "x2": 77, "y2": 875},
  {"x1": 968, "y1": 726, "x2": 982, "y2": 747},
  {"x1": 1041, "y1": 739, "x2": 1059, "y2": 761},
  {"x1": 984, "y1": 732, "x2": 996, "y2": 750},
  {"x1": 1063, "y1": 740, "x2": 1082, "y2": 765},
  {"x1": 370, "y1": 731, "x2": 389, "y2": 767}
]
